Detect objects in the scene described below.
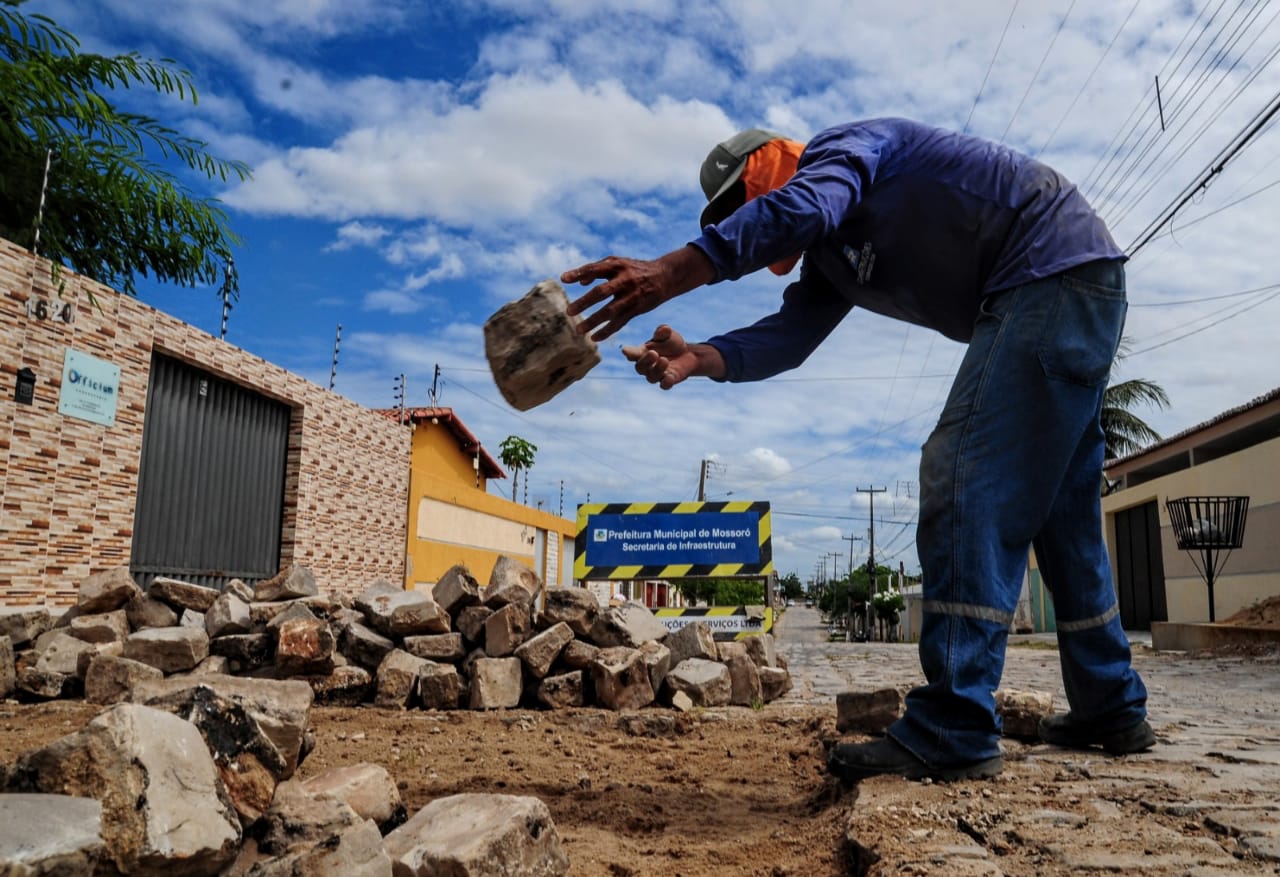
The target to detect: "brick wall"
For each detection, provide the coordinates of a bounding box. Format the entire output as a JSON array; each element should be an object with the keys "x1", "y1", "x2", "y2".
[{"x1": 0, "y1": 238, "x2": 409, "y2": 606}]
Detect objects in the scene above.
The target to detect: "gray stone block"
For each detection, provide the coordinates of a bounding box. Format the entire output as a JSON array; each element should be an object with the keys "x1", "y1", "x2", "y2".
[{"x1": 484, "y1": 280, "x2": 600, "y2": 411}]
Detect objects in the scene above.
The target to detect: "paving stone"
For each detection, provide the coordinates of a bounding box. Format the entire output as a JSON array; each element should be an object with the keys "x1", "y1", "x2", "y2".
[
  {"x1": 1239, "y1": 834, "x2": 1280, "y2": 861},
  {"x1": 0, "y1": 793, "x2": 105, "y2": 874},
  {"x1": 484, "y1": 279, "x2": 600, "y2": 411}
]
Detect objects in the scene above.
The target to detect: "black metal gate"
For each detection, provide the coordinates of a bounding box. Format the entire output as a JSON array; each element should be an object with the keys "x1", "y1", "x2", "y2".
[
  {"x1": 1113, "y1": 500, "x2": 1168, "y2": 630},
  {"x1": 130, "y1": 354, "x2": 291, "y2": 590}
]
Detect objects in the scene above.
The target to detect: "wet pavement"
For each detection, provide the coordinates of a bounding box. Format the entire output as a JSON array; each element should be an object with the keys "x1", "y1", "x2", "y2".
[{"x1": 771, "y1": 605, "x2": 1280, "y2": 875}]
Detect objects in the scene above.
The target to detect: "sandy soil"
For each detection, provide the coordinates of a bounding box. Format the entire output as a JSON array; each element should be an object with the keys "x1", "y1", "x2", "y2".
[
  {"x1": 0, "y1": 696, "x2": 1265, "y2": 877},
  {"x1": 1221, "y1": 593, "x2": 1280, "y2": 629}
]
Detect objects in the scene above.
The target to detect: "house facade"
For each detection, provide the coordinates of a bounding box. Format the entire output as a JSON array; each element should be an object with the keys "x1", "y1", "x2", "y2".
[
  {"x1": 1, "y1": 238, "x2": 409, "y2": 604},
  {"x1": 394, "y1": 407, "x2": 576, "y2": 601},
  {"x1": 1024, "y1": 387, "x2": 1280, "y2": 632},
  {"x1": 1102, "y1": 387, "x2": 1280, "y2": 627}
]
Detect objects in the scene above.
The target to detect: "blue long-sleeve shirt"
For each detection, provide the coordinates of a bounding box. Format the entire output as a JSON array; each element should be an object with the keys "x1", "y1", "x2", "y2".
[{"x1": 692, "y1": 118, "x2": 1124, "y2": 382}]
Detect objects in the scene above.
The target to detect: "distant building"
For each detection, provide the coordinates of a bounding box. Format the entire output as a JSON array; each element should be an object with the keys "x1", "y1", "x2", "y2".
[
  {"x1": 387, "y1": 407, "x2": 576, "y2": 601},
  {"x1": 1025, "y1": 387, "x2": 1279, "y2": 631}
]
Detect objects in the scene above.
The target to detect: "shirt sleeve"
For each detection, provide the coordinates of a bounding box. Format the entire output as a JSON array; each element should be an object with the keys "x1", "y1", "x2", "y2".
[
  {"x1": 703, "y1": 262, "x2": 854, "y2": 383},
  {"x1": 691, "y1": 123, "x2": 887, "y2": 282}
]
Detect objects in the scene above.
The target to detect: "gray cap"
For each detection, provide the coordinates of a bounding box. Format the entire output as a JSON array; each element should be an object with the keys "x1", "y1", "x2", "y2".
[{"x1": 699, "y1": 127, "x2": 783, "y2": 228}]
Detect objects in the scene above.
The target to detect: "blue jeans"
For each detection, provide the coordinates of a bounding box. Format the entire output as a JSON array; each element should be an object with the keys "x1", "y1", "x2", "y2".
[{"x1": 889, "y1": 259, "x2": 1149, "y2": 766}]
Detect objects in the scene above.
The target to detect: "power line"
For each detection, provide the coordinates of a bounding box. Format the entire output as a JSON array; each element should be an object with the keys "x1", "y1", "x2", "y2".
[
  {"x1": 1000, "y1": 0, "x2": 1077, "y2": 144},
  {"x1": 1130, "y1": 279, "x2": 1280, "y2": 306},
  {"x1": 1127, "y1": 84, "x2": 1280, "y2": 256},
  {"x1": 1036, "y1": 0, "x2": 1141, "y2": 157},
  {"x1": 772, "y1": 510, "x2": 916, "y2": 525},
  {"x1": 718, "y1": 402, "x2": 943, "y2": 497},
  {"x1": 1128, "y1": 284, "x2": 1280, "y2": 355},
  {"x1": 1081, "y1": 0, "x2": 1227, "y2": 198},
  {"x1": 963, "y1": 0, "x2": 1019, "y2": 134},
  {"x1": 1109, "y1": 22, "x2": 1280, "y2": 232},
  {"x1": 445, "y1": 365, "x2": 954, "y2": 384},
  {"x1": 1133, "y1": 175, "x2": 1280, "y2": 254},
  {"x1": 1103, "y1": 0, "x2": 1280, "y2": 230},
  {"x1": 1131, "y1": 155, "x2": 1280, "y2": 254},
  {"x1": 1092, "y1": 0, "x2": 1257, "y2": 214}
]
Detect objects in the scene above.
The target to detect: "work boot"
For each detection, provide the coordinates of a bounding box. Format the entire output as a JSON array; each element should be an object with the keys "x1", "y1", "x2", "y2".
[
  {"x1": 1039, "y1": 713, "x2": 1156, "y2": 755},
  {"x1": 826, "y1": 738, "x2": 1003, "y2": 784}
]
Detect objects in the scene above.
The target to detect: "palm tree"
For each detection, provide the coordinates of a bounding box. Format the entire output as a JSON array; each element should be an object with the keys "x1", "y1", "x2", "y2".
[
  {"x1": 498, "y1": 435, "x2": 537, "y2": 503},
  {"x1": 1102, "y1": 339, "x2": 1171, "y2": 460}
]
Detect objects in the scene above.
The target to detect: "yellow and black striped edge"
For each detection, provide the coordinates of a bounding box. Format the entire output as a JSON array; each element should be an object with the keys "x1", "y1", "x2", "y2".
[
  {"x1": 654, "y1": 606, "x2": 776, "y2": 641},
  {"x1": 573, "y1": 500, "x2": 772, "y2": 581}
]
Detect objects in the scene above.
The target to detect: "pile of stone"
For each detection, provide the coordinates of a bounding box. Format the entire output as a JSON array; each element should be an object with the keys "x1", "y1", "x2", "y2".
[
  {"x1": 0, "y1": 558, "x2": 793, "y2": 874},
  {"x1": 0, "y1": 556, "x2": 791, "y2": 714},
  {"x1": 0, "y1": 670, "x2": 570, "y2": 874}
]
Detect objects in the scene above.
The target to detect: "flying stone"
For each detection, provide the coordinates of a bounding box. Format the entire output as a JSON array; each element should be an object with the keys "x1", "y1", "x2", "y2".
[{"x1": 484, "y1": 280, "x2": 600, "y2": 411}]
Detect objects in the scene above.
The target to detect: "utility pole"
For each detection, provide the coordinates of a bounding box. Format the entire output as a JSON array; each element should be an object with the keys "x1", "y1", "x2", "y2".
[
  {"x1": 696, "y1": 459, "x2": 725, "y2": 501},
  {"x1": 857, "y1": 486, "x2": 887, "y2": 580},
  {"x1": 843, "y1": 533, "x2": 862, "y2": 579},
  {"x1": 842, "y1": 532, "x2": 862, "y2": 642},
  {"x1": 827, "y1": 551, "x2": 842, "y2": 622},
  {"x1": 430, "y1": 364, "x2": 441, "y2": 407},
  {"x1": 857, "y1": 486, "x2": 887, "y2": 640}
]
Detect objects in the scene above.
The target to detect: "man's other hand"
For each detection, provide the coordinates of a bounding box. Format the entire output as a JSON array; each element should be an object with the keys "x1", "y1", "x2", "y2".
[{"x1": 621, "y1": 325, "x2": 699, "y2": 390}]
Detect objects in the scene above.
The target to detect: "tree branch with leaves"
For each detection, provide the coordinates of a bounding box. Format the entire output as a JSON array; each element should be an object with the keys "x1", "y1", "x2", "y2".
[
  {"x1": 1103, "y1": 338, "x2": 1171, "y2": 460},
  {"x1": 0, "y1": 0, "x2": 249, "y2": 295}
]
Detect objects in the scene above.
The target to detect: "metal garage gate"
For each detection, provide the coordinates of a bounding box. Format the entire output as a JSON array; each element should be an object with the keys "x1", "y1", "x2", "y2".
[
  {"x1": 1113, "y1": 500, "x2": 1169, "y2": 631},
  {"x1": 130, "y1": 354, "x2": 291, "y2": 591}
]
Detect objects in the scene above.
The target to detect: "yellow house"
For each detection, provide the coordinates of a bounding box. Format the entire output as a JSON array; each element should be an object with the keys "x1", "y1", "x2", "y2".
[{"x1": 384, "y1": 407, "x2": 576, "y2": 601}]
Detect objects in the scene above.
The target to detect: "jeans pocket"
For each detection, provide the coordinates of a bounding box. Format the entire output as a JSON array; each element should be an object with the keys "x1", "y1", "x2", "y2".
[{"x1": 1037, "y1": 275, "x2": 1127, "y2": 387}]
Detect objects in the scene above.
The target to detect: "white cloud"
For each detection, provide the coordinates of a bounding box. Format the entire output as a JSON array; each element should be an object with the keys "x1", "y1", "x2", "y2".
[
  {"x1": 326, "y1": 221, "x2": 390, "y2": 252},
  {"x1": 224, "y1": 72, "x2": 732, "y2": 224},
  {"x1": 742, "y1": 447, "x2": 792, "y2": 478},
  {"x1": 361, "y1": 289, "x2": 426, "y2": 314}
]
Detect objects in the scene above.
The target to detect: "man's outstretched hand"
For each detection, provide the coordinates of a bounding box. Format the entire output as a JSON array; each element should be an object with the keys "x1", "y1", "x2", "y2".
[
  {"x1": 561, "y1": 246, "x2": 715, "y2": 343},
  {"x1": 621, "y1": 324, "x2": 700, "y2": 390}
]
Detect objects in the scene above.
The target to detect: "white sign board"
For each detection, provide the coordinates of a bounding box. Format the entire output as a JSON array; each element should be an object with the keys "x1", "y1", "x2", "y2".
[{"x1": 58, "y1": 348, "x2": 120, "y2": 426}]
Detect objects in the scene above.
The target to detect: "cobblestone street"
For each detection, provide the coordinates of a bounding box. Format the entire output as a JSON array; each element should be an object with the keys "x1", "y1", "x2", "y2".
[{"x1": 772, "y1": 605, "x2": 1280, "y2": 874}]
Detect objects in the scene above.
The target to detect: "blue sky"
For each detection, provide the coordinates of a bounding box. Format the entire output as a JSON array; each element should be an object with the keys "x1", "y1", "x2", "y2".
[{"x1": 28, "y1": 0, "x2": 1280, "y2": 584}]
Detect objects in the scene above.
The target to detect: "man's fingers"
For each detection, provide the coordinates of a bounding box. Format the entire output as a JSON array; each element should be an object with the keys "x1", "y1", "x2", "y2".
[
  {"x1": 578, "y1": 304, "x2": 618, "y2": 339},
  {"x1": 627, "y1": 349, "x2": 667, "y2": 384},
  {"x1": 658, "y1": 360, "x2": 689, "y2": 390},
  {"x1": 566, "y1": 281, "x2": 613, "y2": 318},
  {"x1": 560, "y1": 257, "x2": 617, "y2": 286}
]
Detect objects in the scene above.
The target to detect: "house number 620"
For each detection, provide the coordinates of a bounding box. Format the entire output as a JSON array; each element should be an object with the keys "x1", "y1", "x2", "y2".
[{"x1": 26, "y1": 298, "x2": 74, "y2": 324}]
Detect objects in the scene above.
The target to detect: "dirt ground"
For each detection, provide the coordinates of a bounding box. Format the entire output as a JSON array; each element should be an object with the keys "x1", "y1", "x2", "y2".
[
  {"x1": 1221, "y1": 592, "x2": 1280, "y2": 628},
  {"x1": 2, "y1": 686, "x2": 1273, "y2": 877}
]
